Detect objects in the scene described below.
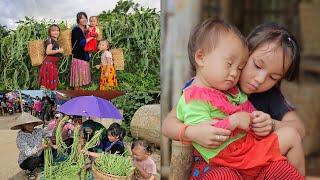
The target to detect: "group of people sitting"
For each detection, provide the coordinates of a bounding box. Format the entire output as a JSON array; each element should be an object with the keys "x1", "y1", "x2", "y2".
[{"x1": 11, "y1": 112, "x2": 157, "y2": 180}]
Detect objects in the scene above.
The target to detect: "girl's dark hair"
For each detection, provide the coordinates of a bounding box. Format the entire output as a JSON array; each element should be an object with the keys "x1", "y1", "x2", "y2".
[
  {"x1": 247, "y1": 22, "x2": 300, "y2": 81},
  {"x1": 76, "y1": 12, "x2": 88, "y2": 24},
  {"x1": 188, "y1": 18, "x2": 247, "y2": 74},
  {"x1": 107, "y1": 123, "x2": 126, "y2": 141},
  {"x1": 48, "y1": 24, "x2": 60, "y2": 37},
  {"x1": 131, "y1": 139, "x2": 153, "y2": 154}
]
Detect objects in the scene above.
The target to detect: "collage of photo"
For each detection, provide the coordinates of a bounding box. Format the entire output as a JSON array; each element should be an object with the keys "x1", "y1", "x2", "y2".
[{"x1": 1, "y1": 0, "x2": 320, "y2": 180}]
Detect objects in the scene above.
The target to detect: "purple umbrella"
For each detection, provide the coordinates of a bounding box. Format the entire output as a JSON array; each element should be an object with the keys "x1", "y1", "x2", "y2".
[{"x1": 57, "y1": 95, "x2": 123, "y2": 120}]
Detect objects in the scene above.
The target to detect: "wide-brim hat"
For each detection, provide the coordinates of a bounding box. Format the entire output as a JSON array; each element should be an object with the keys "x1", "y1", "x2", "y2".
[
  {"x1": 54, "y1": 113, "x2": 63, "y2": 118},
  {"x1": 10, "y1": 113, "x2": 43, "y2": 130}
]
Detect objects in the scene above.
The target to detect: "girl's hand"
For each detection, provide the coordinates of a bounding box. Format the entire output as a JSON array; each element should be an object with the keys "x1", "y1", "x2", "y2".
[
  {"x1": 39, "y1": 143, "x2": 48, "y2": 150},
  {"x1": 95, "y1": 65, "x2": 101, "y2": 69},
  {"x1": 81, "y1": 149, "x2": 89, "y2": 156},
  {"x1": 185, "y1": 121, "x2": 231, "y2": 149},
  {"x1": 58, "y1": 48, "x2": 64, "y2": 53},
  {"x1": 51, "y1": 145, "x2": 58, "y2": 149},
  {"x1": 251, "y1": 111, "x2": 273, "y2": 136},
  {"x1": 88, "y1": 37, "x2": 94, "y2": 42}
]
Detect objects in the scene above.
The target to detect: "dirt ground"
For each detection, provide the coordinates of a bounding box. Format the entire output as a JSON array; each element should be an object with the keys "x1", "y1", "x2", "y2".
[
  {"x1": 0, "y1": 114, "x2": 27, "y2": 180},
  {"x1": 0, "y1": 114, "x2": 318, "y2": 180}
]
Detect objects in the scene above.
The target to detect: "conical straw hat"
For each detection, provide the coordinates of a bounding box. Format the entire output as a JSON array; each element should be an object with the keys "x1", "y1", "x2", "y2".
[{"x1": 10, "y1": 113, "x2": 43, "y2": 130}]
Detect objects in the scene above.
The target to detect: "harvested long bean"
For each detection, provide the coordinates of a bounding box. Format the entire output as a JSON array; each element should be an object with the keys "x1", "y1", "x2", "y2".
[
  {"x1": 44, "y1": 138, "x2": 53, "y2": 179},
  {"x1": 55, "y1": 116, "x2": 69, "y2": 155},
  {"x1": 94, "y1": 152, "x2": 135, "y2": 177}
]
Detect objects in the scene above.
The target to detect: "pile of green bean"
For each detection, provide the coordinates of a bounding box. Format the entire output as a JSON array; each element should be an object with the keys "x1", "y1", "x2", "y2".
[
  {"x1": 40, "y1": 163, "x2": 80, "y2": 180},
  {"x1": 94, "y1": 153, "x2": 135, "y2": 177}
]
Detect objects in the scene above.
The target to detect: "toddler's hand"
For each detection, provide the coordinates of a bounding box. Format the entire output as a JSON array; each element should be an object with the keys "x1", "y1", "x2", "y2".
[
  {"x1": 105, "y1": 72, "x2": 109, "y2": 78},
  {"x1": 229, "y1": 112, "x2": 252, "y2": 131},
  {"x1": 58, "y1": 48, "x2": 64, "y2": 53}
]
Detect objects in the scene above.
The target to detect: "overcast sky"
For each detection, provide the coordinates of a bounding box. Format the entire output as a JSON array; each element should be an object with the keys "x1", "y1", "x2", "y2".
[{"x1": 0, "y1": 0, "x2": 160, "y2": 29}]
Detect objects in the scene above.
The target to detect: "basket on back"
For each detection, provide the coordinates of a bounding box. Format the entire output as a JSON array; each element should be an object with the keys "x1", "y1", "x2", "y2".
[
  {"x1": 58, "y1": 29, "x2": 72, "y2": 56},
  {"x1": 96, "y1": 25, "x2": 104, "y2": 41},
  {"x1": 110, "y1": 48, "x2": 125, "y2": 70},
  {"x1": 28, "y1": 40, "x2": 45, "y2": 66}
]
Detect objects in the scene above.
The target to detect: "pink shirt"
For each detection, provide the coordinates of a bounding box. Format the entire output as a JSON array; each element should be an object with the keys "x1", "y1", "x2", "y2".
[
  {"x1": 47, "y1": 119, "x2": 74, "y2": 141},
  {"x1": 33, "y1": 100, "x2": 42, "y2": 112},
  {"x1": 101, "y1": 51, "x2": 113, "y2": 66},
  {"x1": 132, "y1": 157, "x2": 157, "y2": 180}
]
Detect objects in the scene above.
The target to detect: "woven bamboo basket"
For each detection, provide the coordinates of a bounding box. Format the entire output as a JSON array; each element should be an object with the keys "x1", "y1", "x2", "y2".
[
  {"x1": 96, "y1": 25, "x2": 104, "y2": 41},
  {"x1": 92, "y1": 164, "x2": 132, "y2": 180},
  {"x1": 130, "y1": 104, "x2": 160, "y2": 147},
  {"x1": 110, "y1": 48, "x2": 125, "y2": 70},
  {"x1": 28, "y1": 40, "x2": 45, "y2": 66},
  {"x1": 58, "y1": 29, "x2": 72, "y2": 56},
  {"x1": 299, "y1": 1, "x2": 320, "y2": 55}
]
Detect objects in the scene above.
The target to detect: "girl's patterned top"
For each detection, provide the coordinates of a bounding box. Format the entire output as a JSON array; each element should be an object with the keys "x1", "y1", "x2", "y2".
[{"x1": 101, "y1": 51, "x2": 113, "y2": 66}]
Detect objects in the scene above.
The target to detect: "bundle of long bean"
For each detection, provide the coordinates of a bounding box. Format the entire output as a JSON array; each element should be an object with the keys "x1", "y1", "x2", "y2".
[
  {"x1": 43, "y1": 138, "x2": 53, "y2": 179},
  {"x1": 83, "y1": 129, "x2": 104, "y2": 150},
  {"x1": 94, "y1": 153, "x2": 135, "y2": 177},
  {"x1": 78, "y1": 129, "x2": 104, "y2": 179},
  {"x1": 66, "y1": 126, "x2": 80, "y2": 164},
  {"x1": 55, "y1": 116, "x2": 69, "y2": 155}
]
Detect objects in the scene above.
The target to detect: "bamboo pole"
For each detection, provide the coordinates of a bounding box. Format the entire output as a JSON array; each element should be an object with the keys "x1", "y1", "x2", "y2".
[
  {"x1": 19, "y1": 90, "x2": 23, "y2": 113},
  {"x1": 161, "y1": 0, "x2": 202, "y2": 179},
  {"x1": 220, "y1": 0, "x2": 232, "y2": 22}
]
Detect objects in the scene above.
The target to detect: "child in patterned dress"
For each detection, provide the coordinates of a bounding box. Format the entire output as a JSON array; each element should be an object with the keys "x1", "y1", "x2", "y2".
[{"x1": 95, "y1": 39, "x2": 118, "y2": 90}]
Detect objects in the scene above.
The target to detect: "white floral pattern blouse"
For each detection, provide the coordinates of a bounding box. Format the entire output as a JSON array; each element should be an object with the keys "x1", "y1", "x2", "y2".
[{"x1": 16, "y1": 128, "x2": 45, "y2": 165}]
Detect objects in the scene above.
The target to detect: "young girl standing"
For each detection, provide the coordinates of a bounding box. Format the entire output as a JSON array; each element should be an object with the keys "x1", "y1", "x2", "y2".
[
  {"x1": 84, "y1": 16, "x2": 99, "y2": 52},
  {"x1": 175, "y1": 19, "x2": 304, "y2": 179},
  {"x1": 131, "y1": 140, "x2": 157, "y2": 180},
  {"x1": 95, "y1": 39, "x2": 118, "y2": 90},
  {"x1": 33, "y1": 96, "x2": 42, "y2": 118},
  {"x1": 39, "y1": 24, "x2": 63, "y2": 90}
]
